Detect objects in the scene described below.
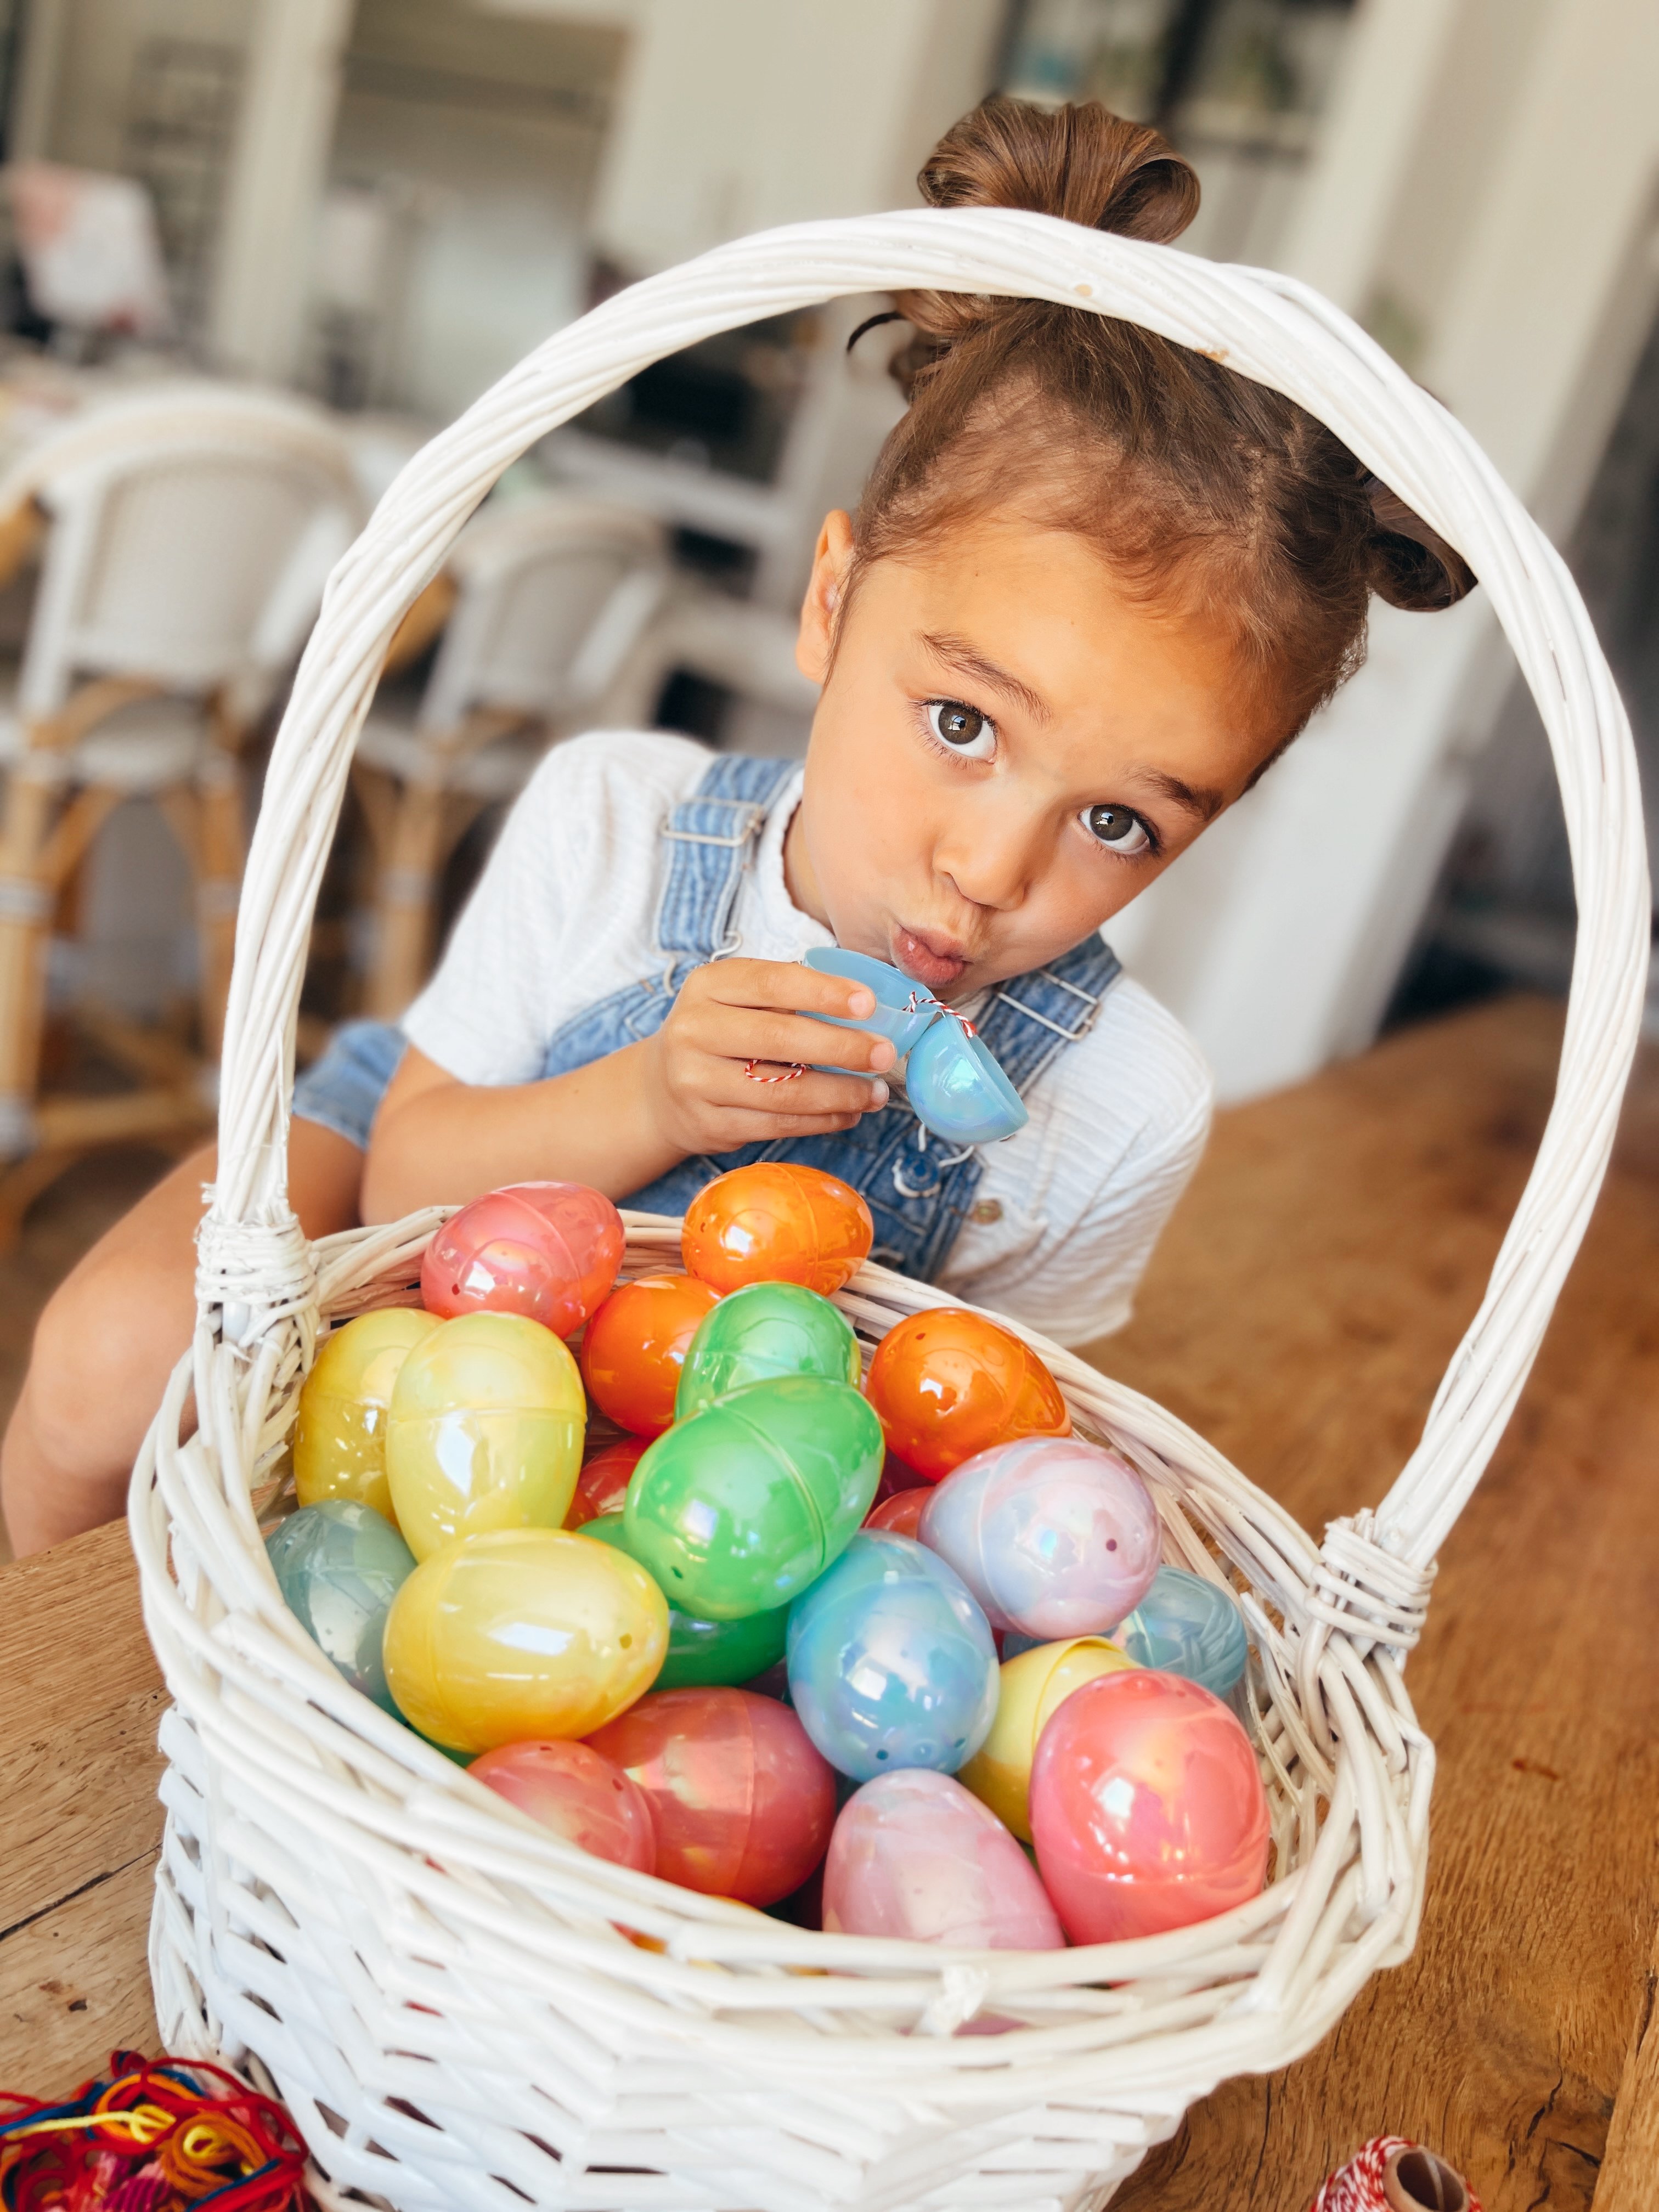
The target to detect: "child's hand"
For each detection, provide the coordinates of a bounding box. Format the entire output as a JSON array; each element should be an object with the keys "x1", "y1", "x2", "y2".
[{"x1": 644, "y1": 958, "x2": 895, "y2": 1155}]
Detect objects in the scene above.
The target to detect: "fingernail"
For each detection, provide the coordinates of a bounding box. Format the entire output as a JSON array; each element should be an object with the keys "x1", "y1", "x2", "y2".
[
  {"x1": 868, "y1": 1080, "x2": 889, "y2": 1108},
  {"x1": 849, "y1": 988, "x2": 875, "y2": 1017},
  {"x1": 870, "y1": 1040, "x2": 895, "y2": 1069}
]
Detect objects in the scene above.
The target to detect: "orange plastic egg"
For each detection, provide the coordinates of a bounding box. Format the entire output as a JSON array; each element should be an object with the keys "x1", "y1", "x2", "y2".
[
  {"x1": 566, "y1": 1435, "x2": 650, "y2": 1527},
  {"x1": 580, "y1": 1274, "x2": 721, "y2": 1437},
  {"x1": 865, "y1": 1308, "x2": 1070, "y2": 1480},
  {"x1": 682, "y1": 1163, "x2": 872, "y2": 1296}
]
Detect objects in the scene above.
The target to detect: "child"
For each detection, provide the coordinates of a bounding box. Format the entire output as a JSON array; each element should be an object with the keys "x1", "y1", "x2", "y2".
[{"x1": 0, "y1": 97, "x2": 1472, "y2": 1557}]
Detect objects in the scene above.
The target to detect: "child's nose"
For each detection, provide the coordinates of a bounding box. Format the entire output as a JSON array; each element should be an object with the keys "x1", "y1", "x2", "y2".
[{"x1": 938, "y1": 827, "x2": 1039, "y2": 912}]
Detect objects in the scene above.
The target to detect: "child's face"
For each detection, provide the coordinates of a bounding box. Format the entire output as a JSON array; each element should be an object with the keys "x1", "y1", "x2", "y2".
[{"x1": 788, "y1": 509, "x2": 1273, "y2": 997}]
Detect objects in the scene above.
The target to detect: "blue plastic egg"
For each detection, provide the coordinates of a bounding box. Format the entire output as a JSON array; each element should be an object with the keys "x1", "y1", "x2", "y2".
[
  {"x1": 802, "y1": 947, "x2": 936, "y2": 1057},
  {"x1": 785, "y1": 1531, "x2": 998, "y2": 1781},
  {"x1": 265, "y1": 1500, "x2": 416, "y2": 1713},
  {"x1": 1116, "y1": 1565, "x2": 1249, "y2": 1702},
  {"x1": 904, "y1": 1019, "x2": 1028, "y2": 1146}
]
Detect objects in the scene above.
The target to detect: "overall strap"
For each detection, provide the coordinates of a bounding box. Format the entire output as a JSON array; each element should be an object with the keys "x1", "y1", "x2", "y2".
[
  {"x1": 973, "y1": 932, "x2": 1123, "y2": 1090},
  {"x1": 654, "y1": 751, "x2": 799, "y2": 970}
]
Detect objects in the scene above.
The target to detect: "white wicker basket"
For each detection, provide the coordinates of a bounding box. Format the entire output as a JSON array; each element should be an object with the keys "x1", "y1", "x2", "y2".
[{"x1": 130, "y1": 209, "x2": 1649, "y2": 2212}]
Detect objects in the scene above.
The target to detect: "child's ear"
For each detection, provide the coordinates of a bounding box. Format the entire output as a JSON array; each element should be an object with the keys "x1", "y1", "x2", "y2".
[{"x1": 797, "y1": 510, "x2": 856, "y2": 684}]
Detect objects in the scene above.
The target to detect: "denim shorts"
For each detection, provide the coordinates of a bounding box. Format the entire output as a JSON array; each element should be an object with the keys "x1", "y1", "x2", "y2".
[{"x1": 292, "y1": 1019, "x2": 405, "y2": 1150}]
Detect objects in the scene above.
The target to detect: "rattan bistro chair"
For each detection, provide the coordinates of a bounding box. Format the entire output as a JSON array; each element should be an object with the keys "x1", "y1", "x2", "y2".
[
  {"x1": 352, "y1": 494, "x2": 666, "y2": 1017},
  {"x1": 0, "y1": 386, "x2": 360, "y2": 1232},
  {"x1": 133, "y1": 212, "x2": 1647, "y2": 2212}
]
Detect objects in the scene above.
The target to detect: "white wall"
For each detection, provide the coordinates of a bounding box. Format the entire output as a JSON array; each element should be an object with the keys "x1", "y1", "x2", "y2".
[
  {"x1": 584, "y1": 0, "x2": 1005, "y2": 273},
  {"x1": 1112, "y1": 0, "x2": 1659, "y2": 1099}
]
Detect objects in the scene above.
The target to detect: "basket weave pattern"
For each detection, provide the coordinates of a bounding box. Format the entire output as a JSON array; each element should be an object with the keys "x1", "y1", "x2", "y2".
[{"x1": 130, "y1": 210, "x2": 1649, "y2": 2212}]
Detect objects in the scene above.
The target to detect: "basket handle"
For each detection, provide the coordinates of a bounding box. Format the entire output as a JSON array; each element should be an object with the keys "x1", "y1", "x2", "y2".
[{"x1": 200, "y1": 206, "x2": 1649, "y2": 1572}]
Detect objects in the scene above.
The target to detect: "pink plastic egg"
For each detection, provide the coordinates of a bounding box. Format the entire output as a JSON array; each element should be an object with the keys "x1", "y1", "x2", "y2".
[
  {"x1": 469, "y1": 1739, "x2": 656, "y2": 1872},
  {"x1": 1029, "y1": 1669, "x2": 1270, "y2": 1942},
  {"x1": 823, "y1": 1769, "x2": 1064, "y2": 1949},
  {"x1": 918, "y1": 1434, "x2": 1160, "y2": 1639},
  {"x1": 863, "y1": 1486, "x2": 930, "y2": 1538},
  {"x1": 422, "y1": 1182, "x2": 624, "y2": 1335},
  {"x1": 586, "y1": 1686, "x2": 837, "y2": 1906}
]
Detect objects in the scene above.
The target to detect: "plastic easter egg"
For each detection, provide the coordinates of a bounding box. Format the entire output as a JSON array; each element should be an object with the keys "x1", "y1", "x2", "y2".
[
  {"x1": 864, "y1": 1486, "x2": 930, "y2": 1538},
  {"x1": 386, "y1": 1311, "x2": 585, "y2": 1559},
  {"x1": 786, "y1": 1532, "x2": 998, "y2": 1781},
  {"x1": 566, "y1": 1435, "x2": 649, "y2": 1527},
  {"x1": 382, "y1": 1527, "x2": 668, "y2": 1753},
  {"x1": 823, "y1": 1769, "x2": 1064, "y2": 1948},
  {"x1": 625, "y1": 1375, "x2": 883, "y2": 1620},
  {"x1": 587, "y1": 1686, "x2": 836, "y2": 1905},
  {"x1": 1029, "y1": 1669, "x2": 1271, "y2": 1942},
  {"x1": 580, "y1": 1274, "x2": 721, "y2": 1437},
  {"x1": 421, "y1": 1181, "x2": 624, "y2": 1334},
  {"x1": 682, "y1": 1162, "x2": 872, "y2": 1295},
  {"x1": 264, "y1": 1500, "x2": 416, "y2": 1713},
  {"x1": 674, "y1": 1280, "x2": 860, "y2": 1421},
  {"x1": 469, "y1": 1739, "x2": 656, "y2": 1871},
  {"x1": 956, "y1": 1635, "x2": 1138, "y2": 1840},
  {"x1": 905, "y1": 1018, "x2": 1029, "y2": 1146},
  {"x1": 1116, "y1": 1566, "x2": 1250, "y2": 1703},
  {"x1": 866, "y1": 1308, "x2": 1069, "y2": 1481},
  {"x1": 801, "y1": 947, "x2": 938, "y2": 1058},
  {"x1": 579, "y1": 1515, "x2": 790, "y2": 1688},
  {"x1": 292, "y1": 1307, "x2": 440, "y2": 1521},
  {"x1": 918, "y1": 1435, "x2": 1160, "y2": 1639}
]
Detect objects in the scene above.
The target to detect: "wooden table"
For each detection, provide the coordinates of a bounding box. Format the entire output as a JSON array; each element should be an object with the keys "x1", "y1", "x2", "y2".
[{"x1": 3, "y1": 995, "x2": 1655, "y2": 2210}]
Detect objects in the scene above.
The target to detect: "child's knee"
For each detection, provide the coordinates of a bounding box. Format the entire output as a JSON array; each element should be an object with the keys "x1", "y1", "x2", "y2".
[{"x1": 25, "y1": 1236, "x2": 191, "y2": 1469}]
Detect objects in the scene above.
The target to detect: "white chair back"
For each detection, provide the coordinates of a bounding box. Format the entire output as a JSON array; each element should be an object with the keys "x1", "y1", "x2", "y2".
[
  {"x1": 1, "y1": 386, "x2": 362, "y2": 720},
  {"x1": 419, "y1": 495, "x2": 667, "y2": 732},
  {"x1": 598, "y1": 585, "x2": 819, "y2": 734}
]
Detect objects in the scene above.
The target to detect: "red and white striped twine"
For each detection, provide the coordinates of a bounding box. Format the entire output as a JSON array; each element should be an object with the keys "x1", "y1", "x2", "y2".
[{"x1": 1308, "y1": 2137, "x2": 1481, "y2": 2212}]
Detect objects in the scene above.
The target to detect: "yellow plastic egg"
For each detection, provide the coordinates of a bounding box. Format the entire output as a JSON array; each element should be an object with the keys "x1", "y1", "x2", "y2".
[
  {"x1": 957, "y1": 1635, "x2": 1138, "y2": 1841},
  {"x1": 293, "y1": 1306, "x2": 441, "y2": 1522},
  {"x1": 386, "y1": 1311, "x2": 585, "y2": 1560},
  {"x1": 382, "y1": 1527, "x2": 668, "y2": 1752}
]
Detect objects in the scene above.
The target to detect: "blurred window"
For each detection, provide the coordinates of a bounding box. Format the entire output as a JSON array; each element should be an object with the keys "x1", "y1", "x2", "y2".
[{"x1": 1001, "y1": 0, "x2": 1357, "y2": 264}]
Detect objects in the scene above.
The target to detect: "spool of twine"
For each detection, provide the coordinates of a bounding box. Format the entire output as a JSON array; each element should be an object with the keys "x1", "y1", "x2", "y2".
[{"x1": 1308, "y1": 2136, "x2": 1481, "y2": 2212}]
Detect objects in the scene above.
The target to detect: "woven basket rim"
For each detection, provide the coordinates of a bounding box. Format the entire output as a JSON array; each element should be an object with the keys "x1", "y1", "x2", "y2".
[{"x1": 130, "y1": 205, "x2": 1646, "y2": 2209}]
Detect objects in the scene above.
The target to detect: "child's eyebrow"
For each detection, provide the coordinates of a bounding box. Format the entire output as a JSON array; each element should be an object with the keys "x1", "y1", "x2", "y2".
[
  {"x1": 919, "y1": 632, "x2": 1052, "y2": 724},
  {"x1": 1133, "y1": 768, "x2": 1225, "y2": 822}
]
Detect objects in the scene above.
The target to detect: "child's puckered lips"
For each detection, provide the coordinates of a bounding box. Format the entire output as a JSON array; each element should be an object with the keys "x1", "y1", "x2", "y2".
[{"x1": 890, "y1": 924, "x2": 969, "y2": 991}]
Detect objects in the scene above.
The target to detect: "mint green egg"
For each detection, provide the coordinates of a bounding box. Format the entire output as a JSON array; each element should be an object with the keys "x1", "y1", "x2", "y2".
[
  {"x1": 578, "y1": 1515, "x2": 789, "y2": 1686},
  {"x1": 625, "y1": 1375, "x2": 883, "y2": 1620},
  {"x1": 674, "y1": 1280, "x2": 860, "y2": 1423}
]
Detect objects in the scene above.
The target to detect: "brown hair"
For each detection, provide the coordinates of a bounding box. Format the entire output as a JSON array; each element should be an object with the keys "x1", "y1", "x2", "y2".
[{"x1": 849, "y1": 95, "x2": 1475, "y2": 748}]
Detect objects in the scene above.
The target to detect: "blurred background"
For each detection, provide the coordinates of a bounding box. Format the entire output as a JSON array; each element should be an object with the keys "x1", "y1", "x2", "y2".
[{"x1": 0, "y1": 0, "x2": 1650, "y2": 1354}]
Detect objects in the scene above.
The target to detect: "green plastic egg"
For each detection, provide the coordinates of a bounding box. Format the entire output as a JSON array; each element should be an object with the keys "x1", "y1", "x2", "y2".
[
  {"x1": 579, "y1": 1514, "x2": 789, "y2": 1687},
  {"x1": 674, "y1": 1280, "x2": 861, "y2": 1422},
  {"x1": 386, "y1": 1311, "x2": 585, "y2": 1560},
  {"x1": 624, "y1": 1374, "x2": 883, "y2": 1620}
]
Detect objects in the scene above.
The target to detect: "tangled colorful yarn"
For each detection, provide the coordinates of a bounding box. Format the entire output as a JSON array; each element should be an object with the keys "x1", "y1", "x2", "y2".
[
  {"x1": 1308, "y1": 2135, "x2": 1481, "y2": 2212},
  {"x1": 0, "y1": 2052, "x2": 307, "y2": 2212}
]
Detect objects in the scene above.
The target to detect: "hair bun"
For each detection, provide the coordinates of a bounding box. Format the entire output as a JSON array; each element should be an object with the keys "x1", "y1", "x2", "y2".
[
  {"x1": 1363, "y1": 476, "x2": 1478, "y2": 612},
  {"x1": 876, "y1": 97, "x2": 1199, "y2": 395},
  {"x1": 918, "y1": 94, "x2": 1199, "y2": 243}
]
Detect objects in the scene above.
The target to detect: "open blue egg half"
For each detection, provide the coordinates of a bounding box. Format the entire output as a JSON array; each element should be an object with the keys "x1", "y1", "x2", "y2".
[
  {"x1": 802, "y1": 947, "x2": 938, "y2": 1057},
  {"x1": 905, "y1": 1019, "x2": 1028, "y2": 1145}
]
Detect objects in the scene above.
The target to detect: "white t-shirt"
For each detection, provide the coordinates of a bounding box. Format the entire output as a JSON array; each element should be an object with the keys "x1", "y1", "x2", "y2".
[{"x1": 405, "y1": 731, "x2": 1212, "y2": 1347}]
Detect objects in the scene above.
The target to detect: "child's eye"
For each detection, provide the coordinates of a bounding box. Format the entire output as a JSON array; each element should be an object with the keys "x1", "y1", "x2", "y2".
[
  {"x1": 1081, "y1": 803, "x2": 1153, "y2": 857},
  {"x1": 926, "y1": 698, "x2": 997, "y2": 760}
]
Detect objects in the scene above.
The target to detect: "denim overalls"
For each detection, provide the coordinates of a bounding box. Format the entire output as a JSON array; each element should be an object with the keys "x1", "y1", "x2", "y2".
[{"x1": 294, "y1": 752, "x2": 1122, "y2": 1279}]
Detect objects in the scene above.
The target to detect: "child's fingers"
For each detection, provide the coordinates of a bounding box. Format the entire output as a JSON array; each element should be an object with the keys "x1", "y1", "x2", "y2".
[
  {"x1": 706, "y1": 1059, "x2": 887, "y2": 1118},
  {"x1": 701, "y1": 957, "x2": 883, "y2": 1025},
  {"x1": 704, "y1": 1007, "x2": 896, "y2": 1075}
]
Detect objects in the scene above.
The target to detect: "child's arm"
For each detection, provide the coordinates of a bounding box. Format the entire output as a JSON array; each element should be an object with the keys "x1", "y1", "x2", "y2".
[{"x1": 361, "y1": 957, "x2": 893, "y2": 1219}]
